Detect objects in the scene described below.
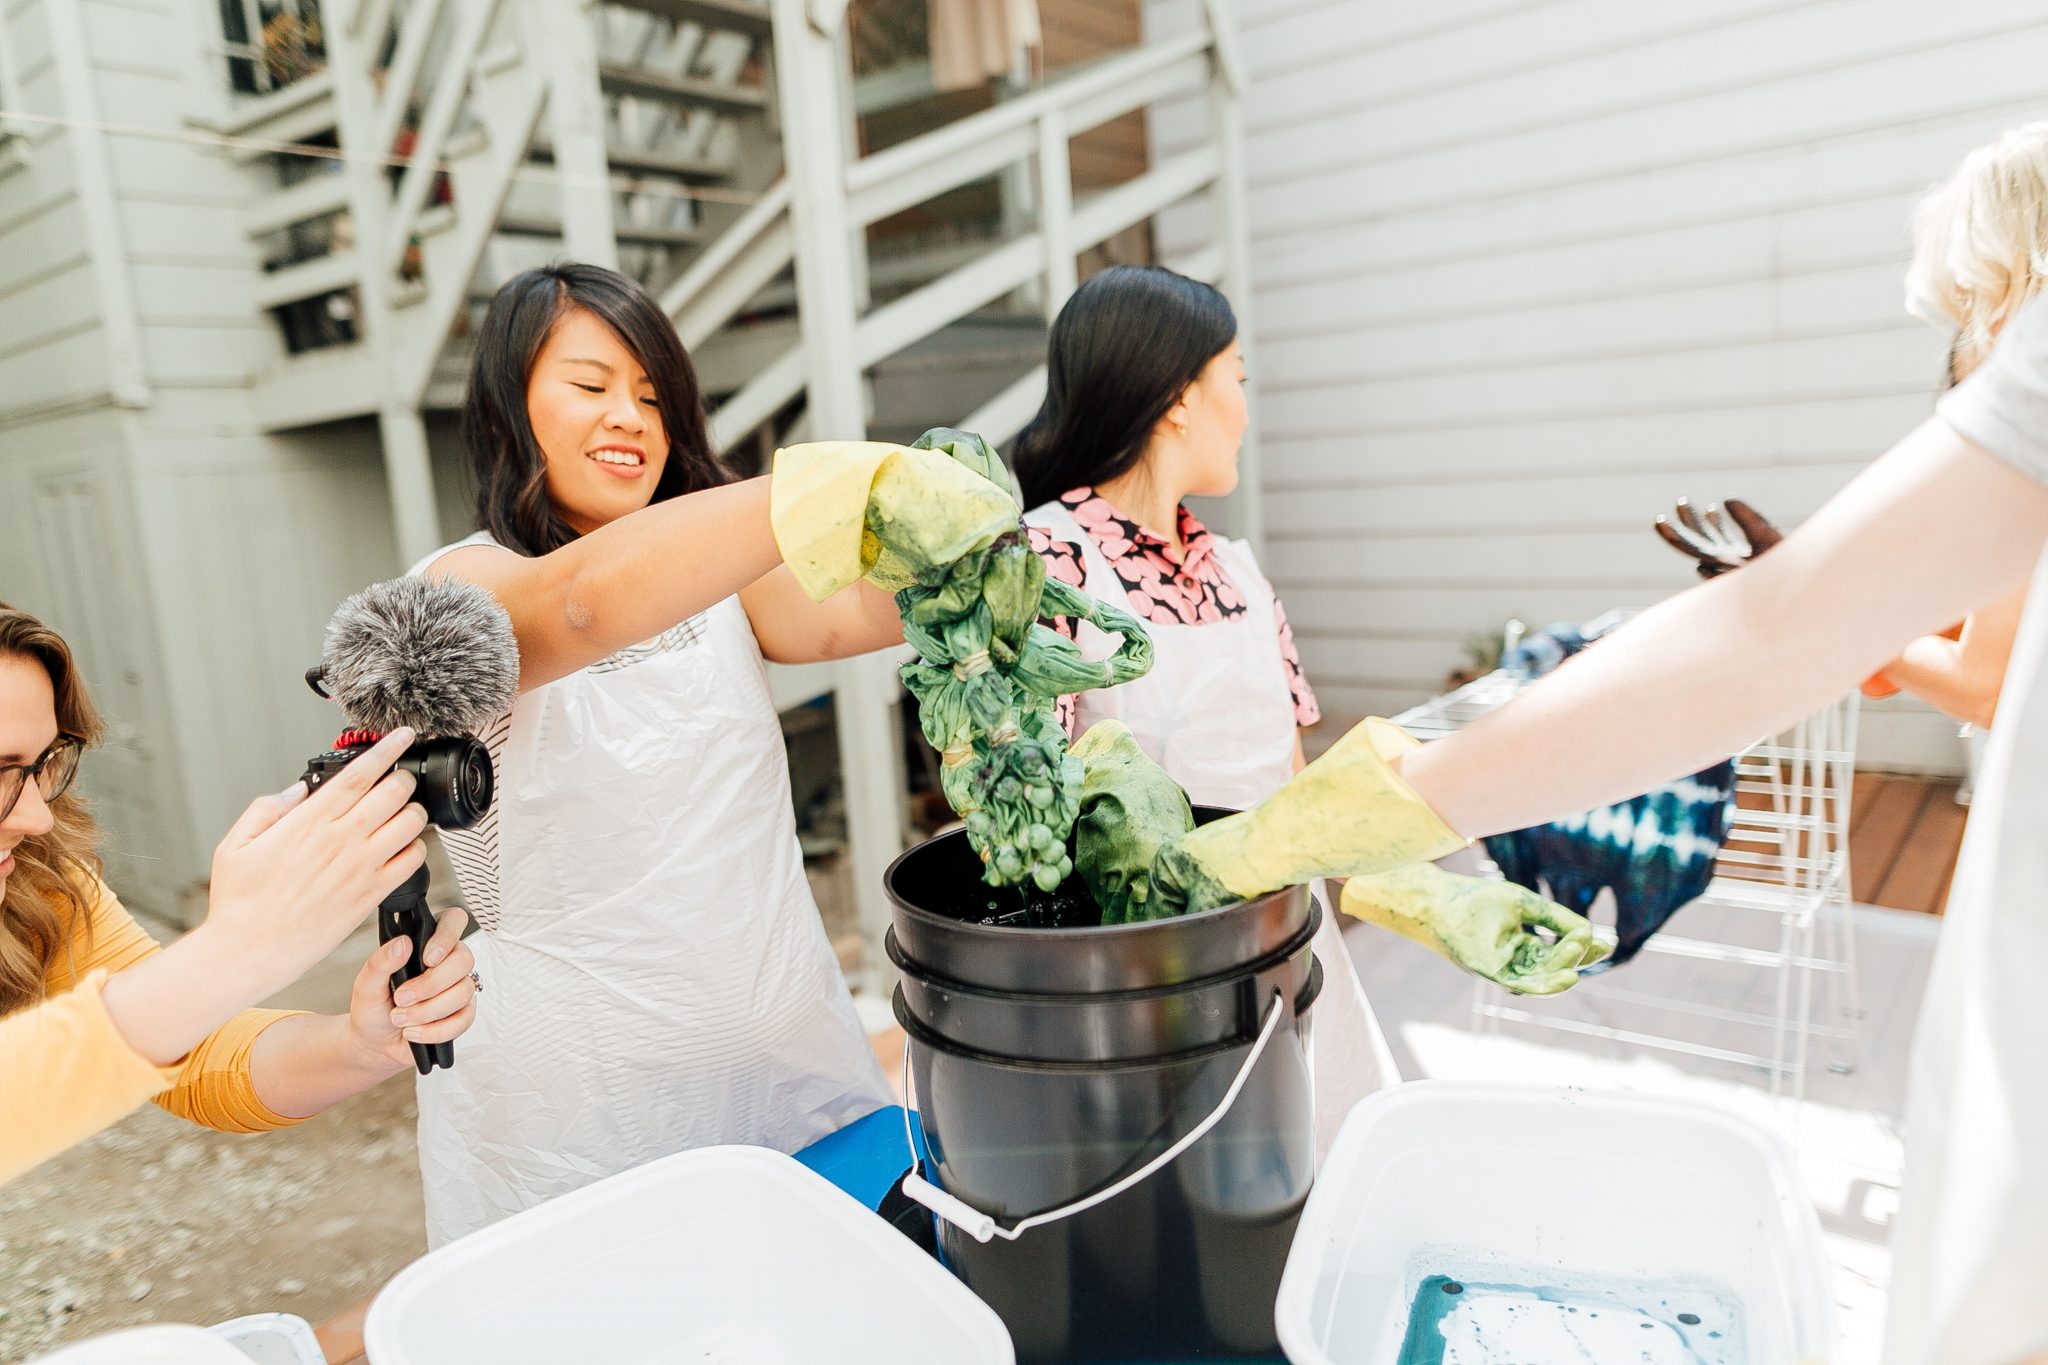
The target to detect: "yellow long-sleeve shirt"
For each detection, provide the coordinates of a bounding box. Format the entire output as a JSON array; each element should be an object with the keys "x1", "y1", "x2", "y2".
[{"x1": 0, "y1": 874, "x2": 309, "y2": 1184}]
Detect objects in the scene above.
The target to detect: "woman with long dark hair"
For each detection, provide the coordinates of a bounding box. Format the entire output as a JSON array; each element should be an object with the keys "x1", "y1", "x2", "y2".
[
  {"x1": 1014, "y1": 264, "x2": 1392, "y2": 1157},
  {"x1": 408, "y1": 263, "x2": 915, "y2": 1245}
]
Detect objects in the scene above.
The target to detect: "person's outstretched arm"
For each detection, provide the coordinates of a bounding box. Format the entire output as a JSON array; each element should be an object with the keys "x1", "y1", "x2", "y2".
[
  {"x1": 739, "y1": 567, "x2": 905, "y2": 664},
  {"x1": 1401, "y1": 417, "x2": 2048, "y2": 839},
  {"x1": 429, "y1": 478, "x2": 783, "y2": 693}
]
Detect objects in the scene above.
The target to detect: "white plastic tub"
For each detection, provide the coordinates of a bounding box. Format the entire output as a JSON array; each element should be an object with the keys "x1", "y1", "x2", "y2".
[
  {"x1": 1276, "y1": 1082, "x2": 1836, "y2": 1365},
  {"x1": 364, "y1": 1144, "x2": 1014, "y2": 1365},
  {"x1": 30, "y1": 1327, "x2": 252, "y2": 1365},
  {"x1": 210, "y1": 1313, "x2": 325, "y2": 1363}
]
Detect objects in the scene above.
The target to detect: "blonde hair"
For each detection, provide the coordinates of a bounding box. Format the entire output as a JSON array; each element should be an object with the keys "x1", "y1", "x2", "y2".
[
  {"x1": 1906, "y1": 122, "x2": 2048, "y2": 377},
  {"x1": 0, "y1": 604, "x2": 104, "y2": 1015}
]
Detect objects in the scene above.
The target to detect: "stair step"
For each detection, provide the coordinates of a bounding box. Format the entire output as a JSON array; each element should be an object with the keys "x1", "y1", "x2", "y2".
[
  {"x1": 445, "y1": 125, "x2": 490, "y2": 161},
  {"x1": 228, "y1": 93, "x2": 342, "y2": 163},
  {"x1": 532, "y1": 139, "x2": 734, "y2": 184},
  {"x1": 215, "y1": 70, "x2": 335, "y2": 140},
  {"x1": 602, "y1": 0, "x2": 772, "y2": 37},
  {"x1": 477, "y1": 41, "x2": 522, "y2": 77},
  {"x1": 692, "y1": 315, "x2": 801, "y2": 394},
  {"x1": 242, "y1": 174, "x2": 348, "y2": 238},
  {"x1": 254, "y1": 251, "x2": 358, "y2": 310},
  {"x1": 252, "y1": 345, "x2": 381, "y2": 431},
  {"x1": 414, "y1": 203, "x2": 457, "y2": 238},
  {"x1": 496, "y1": 215, "x2": 707, "y2": 247},
  {"x1": 597, "y1": 63, "x2": 768, "y2": 115}
]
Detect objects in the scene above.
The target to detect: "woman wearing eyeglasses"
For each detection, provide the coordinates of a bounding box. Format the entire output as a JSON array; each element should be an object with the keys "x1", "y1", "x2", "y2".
[{"x1": 0, "y1": 603, "x2": 481, "y2": 1184}]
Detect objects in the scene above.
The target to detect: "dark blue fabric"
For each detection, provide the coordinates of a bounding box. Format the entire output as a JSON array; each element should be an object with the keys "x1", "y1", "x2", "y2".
[
  {"x1": 1483, "y1": 761, "x2": 1736, "y2": 965},
  {"x1": 1483, "y1": 621, "x2": 1738, "y2": 966}
]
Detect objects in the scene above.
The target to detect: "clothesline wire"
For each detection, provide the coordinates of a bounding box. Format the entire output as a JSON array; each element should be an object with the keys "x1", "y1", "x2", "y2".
[{"x1": 0, "y1": 108, "x2": 767, "y2": 212}]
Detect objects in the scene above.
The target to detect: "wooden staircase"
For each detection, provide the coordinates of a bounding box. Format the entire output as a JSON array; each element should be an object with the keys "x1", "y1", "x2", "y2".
[{"x1": 231, "y1": 0, "x2": 780, "y2": 456}]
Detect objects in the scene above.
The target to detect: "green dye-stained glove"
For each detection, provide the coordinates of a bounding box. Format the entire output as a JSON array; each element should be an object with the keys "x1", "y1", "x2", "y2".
[
  {"x1": 1340, "y1": 863, "x2": 1615, "y2": 995},
  {"x1": 1072, "y1": 721, "x2": 1196, "y2": 924},
  {"x1": 770, "y1": 440, "x2": 1020, "y2": 600},
  {"x1": 908, "y1": 425, "x2": 1013, "y2": 493},
  {"x1": 1168, "y1": 718, "x2": 1469, "y2": 898}
]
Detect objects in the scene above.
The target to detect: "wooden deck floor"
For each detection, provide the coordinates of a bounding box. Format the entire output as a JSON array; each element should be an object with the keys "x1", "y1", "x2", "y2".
[{"x1": 1850, "y1": 772, "x2": 1969, "y2": 914}]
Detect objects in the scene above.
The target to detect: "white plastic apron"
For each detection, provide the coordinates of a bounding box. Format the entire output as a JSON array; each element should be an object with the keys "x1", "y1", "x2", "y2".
[
  {"x1": 1026, "y1": 503, "x2": 1397, "y2": 1161},
  {"x1": 1882, "y1": 542, "x2": 2048, "y2": 1365},
  {"x1": 411, "y1": 536, "x2": 891, "y2": 1246}
]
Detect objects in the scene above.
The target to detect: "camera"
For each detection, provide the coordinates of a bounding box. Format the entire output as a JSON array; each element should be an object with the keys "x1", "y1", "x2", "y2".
[
  {"x1": 300, "y1": 731, "x2": 493, "y2": 831},
  {"x1": 297, "y1": 725, "x2": 494, "y2": 1075}
]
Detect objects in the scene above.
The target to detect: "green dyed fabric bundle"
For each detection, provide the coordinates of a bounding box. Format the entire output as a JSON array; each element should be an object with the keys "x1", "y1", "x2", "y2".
[
  {"x1": 889, "y1": 429, "x2": 1609, "y2": 988},
  {"x1": 896, "y1": 429, "x2": 1153, "y2": 892}
]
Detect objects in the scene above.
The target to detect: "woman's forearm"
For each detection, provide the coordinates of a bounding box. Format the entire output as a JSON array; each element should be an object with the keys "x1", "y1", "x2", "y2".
[
  {"x1": 1886, "y1": 584, "x2": 2029, "y2": 728},
  {"x1": 741, "y1": 568, "x2": 904, "y2": 663},
  {"x1": 247, "y1": 1012, "x2": 400, "y2": 1120},
  {"x1": 98, "y1": 925, "x2": 285, "y2": 1067},
  {"x1": 1884, "y1": 635, "x2": 1995, "y2": 728},
  {"x1": 1401, "y1": 419, "x2": 2048, "y2": 838},
  {"x1": 438, "y1": 477, "x2": 783, "y2": 691}
]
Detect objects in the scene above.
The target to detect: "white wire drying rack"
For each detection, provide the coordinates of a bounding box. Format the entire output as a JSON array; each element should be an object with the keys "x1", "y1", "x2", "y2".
[{"x1": 1393, "y1": 671, "x2": 1864, "y2": 1102}]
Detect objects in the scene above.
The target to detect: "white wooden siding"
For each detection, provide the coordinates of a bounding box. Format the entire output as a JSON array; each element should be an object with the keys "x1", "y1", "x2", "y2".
[
  {"x1": 1149, "y1": 0, "x2": 2048, "y2": 773},
  {"x1": 0, "y1": 0, "x2": 447, "y2": 915},
  {"x1": 0, "y1": 0, "x2": 110, "y2": 421}
]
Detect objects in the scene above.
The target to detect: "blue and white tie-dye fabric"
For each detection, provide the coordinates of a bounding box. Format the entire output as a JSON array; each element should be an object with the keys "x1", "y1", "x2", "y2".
[
  {"x1": 1481, "y1": 762, "x2": 1736, "y2": 965},
  {"x1": 1482, "y1": 621, "x2": 1737, "y2": 966}
]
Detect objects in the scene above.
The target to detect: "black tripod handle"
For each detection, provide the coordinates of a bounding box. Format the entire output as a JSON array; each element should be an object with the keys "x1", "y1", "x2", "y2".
[{"x1": 379, "y1": 866, "x2": 454, "y2": 1074}]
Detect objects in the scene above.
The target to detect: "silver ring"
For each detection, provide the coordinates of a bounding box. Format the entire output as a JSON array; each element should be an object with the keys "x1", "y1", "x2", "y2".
[{"x1": 469, "y1": 970, "x2": 483, "y2": 994}]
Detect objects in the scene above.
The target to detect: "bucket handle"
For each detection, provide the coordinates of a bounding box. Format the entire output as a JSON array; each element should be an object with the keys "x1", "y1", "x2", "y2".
[{"x1": 898, "y1": 987, "x2": 1286, "y2": 1244}]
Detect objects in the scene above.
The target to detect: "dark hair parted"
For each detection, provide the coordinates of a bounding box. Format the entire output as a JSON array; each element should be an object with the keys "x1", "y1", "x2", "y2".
[
  {"x1": 464, "y1": 263, "x2": 733, "y2": 556},
  {"x1": 1011, "y1": 265, "x2": 1238, "y2": 509}
]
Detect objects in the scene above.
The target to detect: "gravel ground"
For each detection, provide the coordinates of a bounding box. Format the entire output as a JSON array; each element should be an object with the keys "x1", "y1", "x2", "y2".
[
  {"x1": 2, "y1": 841, "x2": 869, "y2": 1364},
  {"x1": 0, "y1": 1061, "x2": 420, "y2": 1363}
]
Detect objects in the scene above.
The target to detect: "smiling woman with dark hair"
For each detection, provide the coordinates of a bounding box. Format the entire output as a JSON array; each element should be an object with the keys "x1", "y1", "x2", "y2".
[
  {"x1": 405, "y1": 262, "x2": 911, "y2": 1246},
  {"x1": 462, "y1": 263, "x2": 735, "y2": 554}
]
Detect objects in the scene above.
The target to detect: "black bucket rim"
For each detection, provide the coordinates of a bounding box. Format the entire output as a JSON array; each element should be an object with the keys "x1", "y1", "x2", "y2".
[
  {"x1": 894, "y1": 955, "x2": 1326, "y2": 1074},
  {"x1": 886, "y1": 897, "x2": 1323, "y2": 1006},
  {"x1": 881, "y1": 809, "x2": 1297, "y2": 945}
]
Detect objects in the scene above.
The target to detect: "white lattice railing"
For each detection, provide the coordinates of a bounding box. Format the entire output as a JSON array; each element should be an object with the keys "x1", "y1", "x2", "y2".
[{"x1": 675, "y1": 7, "x2": 1247, "y2": 456}]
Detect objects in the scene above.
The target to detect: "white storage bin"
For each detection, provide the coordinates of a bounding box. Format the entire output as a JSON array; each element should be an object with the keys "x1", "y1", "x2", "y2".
[
  {"x1": 1276, "y1": 1082, "x2": 1836, "y2": 1364},
  {"x1": 365, "y1": 1144, "x2": 1014, "y2": 1365},
  {"x1": 210, "y1": 1313, "x2": 325, "y2": 1363},
  {"x1": 31, "y1": 1326, "x2": 251, "y2": 1365}
]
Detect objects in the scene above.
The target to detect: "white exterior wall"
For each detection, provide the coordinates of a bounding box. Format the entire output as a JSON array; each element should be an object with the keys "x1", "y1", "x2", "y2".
[
  {"x1": 0, "y1": 0, "x2": 458, "y2": 918},
  {"x1": 1151, "y1": 0, "x2": 2048, "y2": 774}
]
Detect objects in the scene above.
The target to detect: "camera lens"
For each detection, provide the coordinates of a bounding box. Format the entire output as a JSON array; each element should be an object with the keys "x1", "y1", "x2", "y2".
[
  {"x1": 457, "y1": 743, "x2": 493, "y2": 822},
  {"x1": 407, "y1": 736, "x2": 493, "y2": 829}
]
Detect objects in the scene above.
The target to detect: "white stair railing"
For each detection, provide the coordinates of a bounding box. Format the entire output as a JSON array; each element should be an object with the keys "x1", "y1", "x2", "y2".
[
  {"x1": 744, "y1": 0, "x2": 1253, "y2": 998},
  {"x1": 684, "y1": 7, "x2": 1249, "y2": 460}
]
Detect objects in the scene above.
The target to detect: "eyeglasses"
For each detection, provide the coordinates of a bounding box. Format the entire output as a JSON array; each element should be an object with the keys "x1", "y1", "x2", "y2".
[{"x1": 0, "y1": 738, "x2": 82, "y2": 824}]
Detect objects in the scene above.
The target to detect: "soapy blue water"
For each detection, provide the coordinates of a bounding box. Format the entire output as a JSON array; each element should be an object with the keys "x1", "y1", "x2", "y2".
[{"x1": 1395, "y1": 1270, "x2": 1745, "y2": 1365}]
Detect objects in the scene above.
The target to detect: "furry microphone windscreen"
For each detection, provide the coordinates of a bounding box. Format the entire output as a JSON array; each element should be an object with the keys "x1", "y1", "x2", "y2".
[{"x1": 320, "y1": 576, "x2": 520, "y2": 737}]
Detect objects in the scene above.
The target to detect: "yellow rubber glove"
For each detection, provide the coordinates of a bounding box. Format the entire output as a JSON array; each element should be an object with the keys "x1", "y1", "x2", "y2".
[
  {"x1": 770, "y1": 441, "x2": 1020, "y2": 601},
  {"x1": 1173, "y1": 718, "x2": 1468, "y2": 897},
  {"x1": 1340, "y1": 863, "x2": 1615, "y2": 995}
]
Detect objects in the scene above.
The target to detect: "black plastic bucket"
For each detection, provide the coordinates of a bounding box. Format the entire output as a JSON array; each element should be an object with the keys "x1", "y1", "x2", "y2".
[{"x1": 885, "y1": 812, "x2": 1320, "y2": 1363}]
